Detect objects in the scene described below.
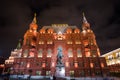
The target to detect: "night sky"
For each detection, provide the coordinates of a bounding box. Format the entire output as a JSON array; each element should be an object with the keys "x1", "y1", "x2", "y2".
[{"x1": 0, "y1": 0, "x2": 120, "y2": 58}]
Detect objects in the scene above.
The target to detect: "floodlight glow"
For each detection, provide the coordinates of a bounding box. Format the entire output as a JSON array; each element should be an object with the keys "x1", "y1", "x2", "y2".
[{"x1": 58, "y1": 31, "x2": 62, "y2": 34}]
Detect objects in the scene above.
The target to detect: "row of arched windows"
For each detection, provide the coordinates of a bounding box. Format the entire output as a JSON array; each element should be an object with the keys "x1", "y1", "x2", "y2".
[{"x1": 23, "y1": 48, "x2": 83, "y2": 58}]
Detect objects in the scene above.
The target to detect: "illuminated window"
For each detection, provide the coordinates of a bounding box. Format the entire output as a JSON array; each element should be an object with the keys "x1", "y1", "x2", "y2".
[
  {"x1": 47, "y1": 41, "x2": 53, "y2": 44},
  {"x1": 83, "y1": 40, "x2": 88, "y2": 46},
  {"x1": 70, "y1": 71, "x2": 74, "y2": 77},
  {"x1": 39, "y1": 41, "x2": 44, "y2": 44},
  {"x1": 47, "y1": 49, "x2": 52, "y2": 57},
  {"x1": 46, "y1": 71, "x2": 51, "y2": 76},
  {"x1": 75, "y1": 41, "x2": 81, "y2": 44},
  {"x1": 36, "y1": 71, "x2": 41, "y2": 75},
  {"x1": 52, "y1": 62, "x2": 55, "y2": 67},
  {"x1": 85, "y1": 48, "x2": 91, "y2": 57},
  {"x1": 68, "y1": 48, "x2": 73, "y2": 57},
  {"x1": 57, "y1": 35, "x2": 63, "y2": 40},
  {"x1": 66, "y1": 28, "x2": 72, "y2": 34},
  {"x1": 42, "y1": 63, "x2": 46, "y2": 68},
  {"x1": 23, "y1": 49, "x2": 28, "y2": 57},
  {"x1": 91, "y1": 50, "x2": 96, "y2": 57},
  {"x1": 29, "y1": 51, "x2": 34, "y2": 57},
  {"x1": 27, "y1": 62, "x2": 30, "y2": 68},
  {"x1": 90, "y1": 63, "x2": 94, "y2": 68},
  {"x1": 48, "y1": 28, "x2": 53, "y2": 34},
  {"x1": 108, "y1": 55, "x2": 113, "y2": 60},
  {"x1": 66, "y1": 62, "x2": 69, "y2": 67},
  {"x1": 74, "y1": 28, "x2": 80, "y2": 33},
  {"x1": 77, "y1": 49, "x2": 82, "y2": 57},
  {"x1": 101, "y1": 63, "x2": 104, "y2": 68},
  {"x1": 38, "y1": 49, "x2": 43, "y2": 57},
  {"x1": 67, "y1": 41, "x2": 73, "y2": 44},
  {"x1": 74, "y1": 62, "x2": 78, "y2": 68}
]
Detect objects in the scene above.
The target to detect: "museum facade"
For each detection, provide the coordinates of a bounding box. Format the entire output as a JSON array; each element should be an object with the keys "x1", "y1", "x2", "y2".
[{"x1": 5, "y1": 13, "x2": 109, "y2": 77}]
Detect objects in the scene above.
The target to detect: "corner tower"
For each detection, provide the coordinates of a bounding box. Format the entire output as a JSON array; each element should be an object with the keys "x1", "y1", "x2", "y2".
[
  {"x1": 82, "y1": 13, "x2": 100, "y2": 57},
  {"x1": 23, "y1": 13, "x2": 38, "y2": 47}
]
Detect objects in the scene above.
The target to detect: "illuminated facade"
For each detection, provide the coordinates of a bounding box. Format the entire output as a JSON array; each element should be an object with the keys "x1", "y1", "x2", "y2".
[
  {"x1": 5, "y1": 13, "x2": 109, "y2": 77},
  {"x1": 101, "y1": 48, "x2": 120, "y2": 65},
  {"x1": 101, "y1": 48, "x2": 120, "y2": 72}
]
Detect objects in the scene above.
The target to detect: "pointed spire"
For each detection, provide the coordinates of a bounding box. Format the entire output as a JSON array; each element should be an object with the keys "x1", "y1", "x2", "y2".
[
  {"x1": 83, "y1": 12, "x2": 88, "y2": 23},
  {"x1": 32, "y1": 13, "x2": 37, "y2": 23},
  {"x1": 16, "y1": 39, "x2": 22, "y2": 49}
]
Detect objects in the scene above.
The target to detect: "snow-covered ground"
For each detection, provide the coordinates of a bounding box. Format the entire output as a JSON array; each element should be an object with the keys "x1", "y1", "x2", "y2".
[{"x1": 8, "y1": 75, "x2": 120, "y2": 80}]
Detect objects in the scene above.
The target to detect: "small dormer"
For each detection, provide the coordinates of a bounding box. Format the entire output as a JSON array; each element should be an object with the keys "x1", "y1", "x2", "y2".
[
  {"x1": 66, "y1": 28, "x2": 72, "y2": 34},
  {"x1": 47, "y1": 28, "x2": 54, "y2": 34},
  {"x1": 74, "y1": 28, "x2": 80, "y2": 33},
  {"x1": 40, "y1": 28, "x2": 46, "y2": 34}
]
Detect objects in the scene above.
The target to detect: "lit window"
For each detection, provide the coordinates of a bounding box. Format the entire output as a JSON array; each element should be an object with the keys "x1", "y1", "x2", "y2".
[
  {"x1": 38, "y1": 49, "x2": 43, "y2": 57},
  {"x1": 47, "y1": 49, "x2": 52, "y2": 57},
  {"x1": 70, "y1": 71, "x2": 74, "y2": 77},
  {"x1": 23, "y1": 49, "x2": 28, "y2": 57},
  {"x1": 47, "y1": 41, "x2": 53, "y2": 44},
  {"x1": 85, "y1": 48, "x2": 91, "y2": 57},
  {"x1": 77, "y1": 49, "x2": 82, "y2": 57},
  {"x1": 29, "y1": 51, "x2": 34, "y2": 57},
  {"x1": 83, "y1": 40, "x2": 88, "y2": 46},
  {"x1": 42, "y1": 63, "x2": 46, "y2": 68},
  {"x1": 68, "y1": 48, "x2": 73, "y2": 57},
  {"x1": 75, "y1": 41, "x2": 81, "y2": 44},
  {"x1": 66, "y1": 62, "x2": 69, "y2": 67},
  {"x1": 90, "y1": 63, "x2": 94, "y2": 68},
  {"x1": 46, "y1": 71, "x2": 51, "y2": 76},
  {"x1": 74, "y1": 62, "x2": 78, "y2": 68},
  {"x1": 67, "y1": 41, "x2": 73, "y2": 44},
  {"x1": 36, "y1": 71, "x2": 41, "y2": 75},
  {"x1": 39, "y1": 41, "x2": 44, "y2": 44},
  {"x1": 27, "y1": 62, "x2": 30, "y2": 68},
  {"x1": 52, "y1": 62, "x2": 55, "y2": 67},
  {"x1": 57, "y1": 35, "x2": 63, "y2": 40},
  {"x1": 101, "y1": 63, "x2": 104, "y2": 68}
]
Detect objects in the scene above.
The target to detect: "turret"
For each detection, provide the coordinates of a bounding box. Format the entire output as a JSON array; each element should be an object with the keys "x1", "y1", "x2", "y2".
[
  {"x1": 29, "y1": 13, "x2": 38, "y2": 33},
  {"x1": 23, "y1": 13, "x2": 38, "y2": 46},
  {"x1": 82, "y1": 13, "x2": 90, "y2": 31}
]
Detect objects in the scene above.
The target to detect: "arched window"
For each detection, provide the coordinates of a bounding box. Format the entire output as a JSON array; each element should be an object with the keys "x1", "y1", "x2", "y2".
[
  {"x1": 47, "y1": 49, "x2": 52, "y2": 57},
  {"x1": 23, "y1": 49, "x2": 28, "y2": 57},
  {"x1": 38, "y1": 49, "x2": 43, "y2": 57},
  {"x1": 68, "y1": 48, "x2": 73, "y2": 57},
  {"x1": 77, "y1": 49, "x2": 82, "y2": 57},
  {"x1": 85, "y1": 48, "x2": 90, "y2": 57},
  {"x1": 29, "y1": 51, "x2": 34, "y2": 57}
]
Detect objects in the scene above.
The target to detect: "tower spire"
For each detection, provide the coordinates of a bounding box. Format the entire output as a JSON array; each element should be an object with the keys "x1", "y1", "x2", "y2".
[
  {"x1": 83, "y1": 12, "x2": 88, "y2": 23},
  {"x1": 16, "y1": 39, "x2": 22, "y2": 49},
  {"x1": 32, "y1": 13, "x2": 37, "y2": 23},
  {"x1": 82, "y1": 12, "x2": 90, "y2": 30}
]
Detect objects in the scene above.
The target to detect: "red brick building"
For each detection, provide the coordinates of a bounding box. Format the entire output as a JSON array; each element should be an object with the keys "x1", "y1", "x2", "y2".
[{"x1": 5, "y1": 13, "x2": 109, "y2": 77}]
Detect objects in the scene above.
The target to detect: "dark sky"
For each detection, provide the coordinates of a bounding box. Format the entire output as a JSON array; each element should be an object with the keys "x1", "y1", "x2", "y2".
[{"x1": 0, "y1": 0, "x2": 120, "y2": 58}]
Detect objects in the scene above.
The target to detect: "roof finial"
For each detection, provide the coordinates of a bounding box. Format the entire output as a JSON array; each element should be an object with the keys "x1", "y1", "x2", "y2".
[
  {"x1": 83, "y1": 12, "x2": 88, "y2": 23},
  {"x1": 32, "y1": 13, "x2": 37, "y2": 23}
]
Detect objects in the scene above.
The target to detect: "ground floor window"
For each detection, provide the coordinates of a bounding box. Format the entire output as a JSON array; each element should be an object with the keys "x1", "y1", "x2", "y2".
[
  {"x1": 36, "y1": 71, "x2": 41, "y2": 75},
  {"x1": 70, "y1": 71, "x2": 74, "y2": 77},
  {"x1": 46, "y1": 71, "x2": 51, "y2": 76}
]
